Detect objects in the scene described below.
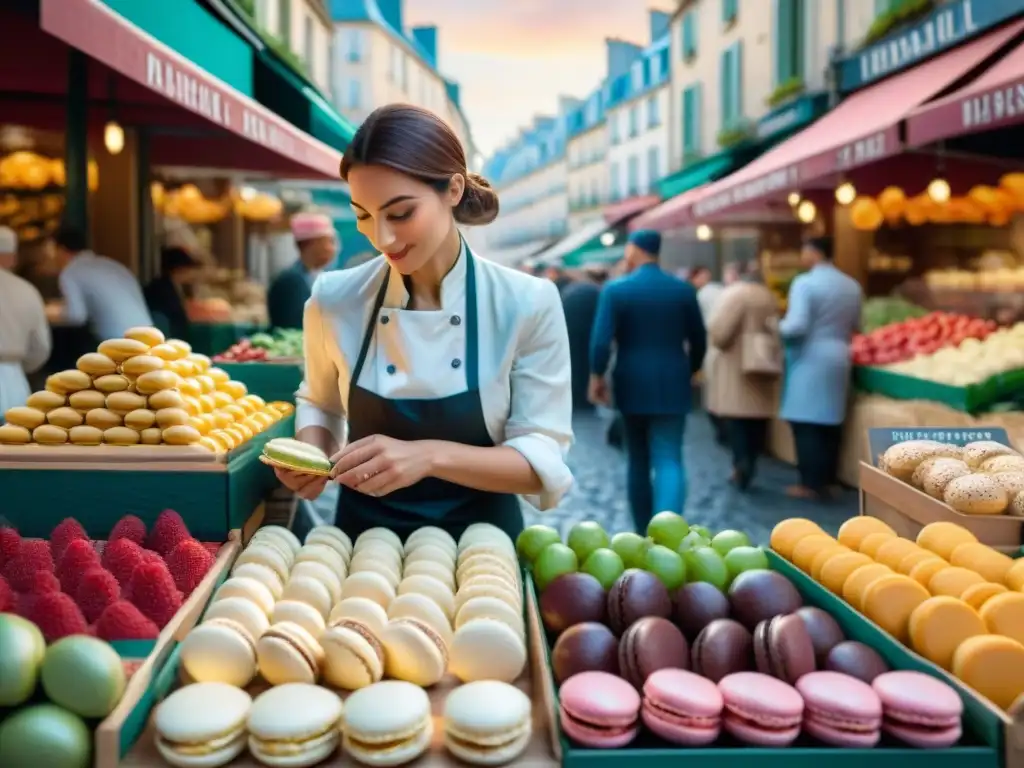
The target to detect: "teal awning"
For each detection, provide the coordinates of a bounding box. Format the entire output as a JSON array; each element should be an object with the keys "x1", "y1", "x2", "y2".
[
  {"x1": 254, "y1": 52, "x2": 356, "y2": 152},
  {"x1": 565, "y1": 245, "x2": 625, "y2": 268},
  {"x1": 657, "y1": 151, "x2": 745, "y2": 200}
]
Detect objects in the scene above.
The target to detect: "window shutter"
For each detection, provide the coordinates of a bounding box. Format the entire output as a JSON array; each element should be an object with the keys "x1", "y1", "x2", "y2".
[
  {"x1": 693, "y1": 83, "x2": 702, "y2": 150},
  {"x1": 775, "y1": 0, "x2": 793, "y2": 84},
  {"x1": 732, "y1": 43, "x2": 743, "y2": 124},
  {"x1": 719, "y1": 48, "x2": 732, "y2": 129}
]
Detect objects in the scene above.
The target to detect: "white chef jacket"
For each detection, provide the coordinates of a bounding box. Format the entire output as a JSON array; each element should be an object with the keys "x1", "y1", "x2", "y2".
[
  {"x1": 59, "y1": 251, "x2": 153, "y2": 341},
  {"x1": 0, "y1": 269, "x2": 52, "y2": 414},
  {"x1": 295, "y1": 243, "x2": 574, "y2": 511}
]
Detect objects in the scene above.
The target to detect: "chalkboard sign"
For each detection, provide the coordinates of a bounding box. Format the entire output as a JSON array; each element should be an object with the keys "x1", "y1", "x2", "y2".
[{"x1": 867, "y1": 427, "x2": 1011, "y2": 467}]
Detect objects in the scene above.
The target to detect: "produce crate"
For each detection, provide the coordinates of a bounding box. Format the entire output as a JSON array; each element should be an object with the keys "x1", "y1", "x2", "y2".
[
  {"x1": 216, "y1": 360, "x2": 304, "y2": 403},
  {"x1": 0, "y1": 416, "x2": 294, "y2": 541},
  {"x1": 528, "y1": 562, "x2": 1001, "y2": 768},
  {"x1": 93, "y1": 533, "x2": 241, "y2": 768},
  {"x1": 186, "y1": 323, "x2": 262, "y2": 357},
  {"x1": 854, "y1": 366, "x2": 1024, "y2": 414}
]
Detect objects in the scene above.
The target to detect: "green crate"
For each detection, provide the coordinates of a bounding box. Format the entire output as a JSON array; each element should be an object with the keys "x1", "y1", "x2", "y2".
[
  {"x1": 186, "y1": 323, "x2": 263, "y2": 357},
  {"x1": 0, "y1": 416, "x2": 293, "y2": 541},
  {"x1": 532, "y1": 558, "x2": 1000, "y2": 767},
  {"x1": 216, "y1": 361, "x2": 303, "y2": 403},
  {"x1": 854, "y1": 366, "x2": 1024, "y2": 414}
]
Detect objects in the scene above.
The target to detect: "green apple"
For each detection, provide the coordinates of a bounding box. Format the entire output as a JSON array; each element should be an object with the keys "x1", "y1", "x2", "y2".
[
  {"x1": 711, "y1": 529, "x2": 751, "y2": 557},
  {"x1": 643, "y1": 544, "x2": 687, "y2": 591},
  {"x1": 515, "y1": 525, "x2": 561, "y2": 566},
  {"x1": 676, "y1": 530, "x2": 710, "y2": 554},
  {"x1": 0, "y1": 614, "x2": 45, "y2": 707},
  {"x1": 581, "y1": 548, "x2": 625, "y2": 590},
  {"x1": 610, "y1": 532, "x2": 651, "y2": 569},
  {"x1": 567, "y1": 521, "x2": 610, "y2": 564},
  {"x1": 646, "y1": 511, "x2": 690, "y2": 550},
  {"x1": 533, "y1": 543, "x2": 579, "y2": 592},
  {"x1": 690, "y1": 524, "x2": 714, "y2": 540},
  {"x1": 0, "y1": 704, "x2": 92, "y2": 768},
  {"x1": 684, "y1": 546, "x2": 730, "y2": 591},
  {"x1": 41, "y1": 636, "x2": 127, "y2": 718},
  {"x1": 724, "y1": 545, "x2": 770, "y2": 583}
]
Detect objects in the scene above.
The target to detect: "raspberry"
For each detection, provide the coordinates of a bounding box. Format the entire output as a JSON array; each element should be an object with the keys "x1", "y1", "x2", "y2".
[
  {"x1": 102, "y1": 538, "x2": 144, "y2": 586},
  {"x1": 4, "y1": 552, "x2": 54, "y2": 592},
  {"x1": 56, "y1": 539, "x2": 101, "y2": 595},
  {"x1": 202, "y1": 542, "x2": 221, "y2": 558},
  {"x1": 165, "y1": 540, "x2": 215, "y2": 596},
  {"x1": 19, "y1": 540, "x2": 54, "y2": 571},
  {"x1": 27, "y1": 570, "x2": 61, "y2": 594},
  {"x1": 126, "y1": 562, "x2": 182, "y2": 628},
  {"x1": 96, "y1": 601, "x2": 159, "y2": 641},
  {"x1": 146, "y1": 510, "x2": 191, "y2": 556},
  {"x1": 27, "y1": 592, "x2": 88, "y2": 641},
  {"x1": 0, "y1": 526, "x2": 21, "y2": 567},
  {"x1": 50, "y1": 518, "x2": 89, "y2": 561},
  {"x1": 109, "y1": 515, "x2": 146, "y2": 545},
  {"x1": 141, "y1": 550, "x2": 164, "y2": 566},
  {"x1": 76, "y1": 567, "x2": 121, "y2": 622},
  {"x1": 0, "y1": 575, "x2": 12, "y2": 611}
]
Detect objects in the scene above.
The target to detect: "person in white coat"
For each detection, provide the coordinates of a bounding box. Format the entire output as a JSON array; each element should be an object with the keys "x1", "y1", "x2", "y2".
[
  {"x1": 0, "y1": 227, "x2": 51, "y2": 416},
  {"x1": 274, "y1": 104, "x2": 574, "y2": 541}
]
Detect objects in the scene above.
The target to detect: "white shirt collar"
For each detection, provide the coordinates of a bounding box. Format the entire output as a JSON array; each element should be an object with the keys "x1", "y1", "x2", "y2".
[{"x1": 383, "y1": 237, "x2": 467, "y2": 310}]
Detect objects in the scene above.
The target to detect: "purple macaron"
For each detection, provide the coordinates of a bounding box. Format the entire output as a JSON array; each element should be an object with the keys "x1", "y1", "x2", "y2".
[
  {"x1": 872, "y1": 671, "x2": 963, "y2": 748},
  {"x1": 718, "y1": 671, "x2": 804, "y2": 747},
  {"x1": 796, "y1": 671, "x2": 883, "y2": 747},
  {"x1": 642, "y1": 669, "x2": 723, "y2": 746}
]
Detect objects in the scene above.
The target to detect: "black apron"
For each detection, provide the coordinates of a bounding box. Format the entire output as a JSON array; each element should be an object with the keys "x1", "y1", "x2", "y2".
[{"x1": 335, "y1": 247, "x2": 524, "y2": 543}]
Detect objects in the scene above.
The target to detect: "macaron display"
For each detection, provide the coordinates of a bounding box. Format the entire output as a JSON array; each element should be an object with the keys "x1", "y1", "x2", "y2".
[
  {"x1": 154, "y1": 682, "x2": 252, "y2": 767},
  {"x1": 718, "y1": 672, "x2": 803, "y2": 747},
  {"x1": 443, "y1": 680, "x2": 532, "y2": 765},
  {"x1": 343, "y1": 680, "x2": 432, "y2": 766},
  {"x1": 641, "y1": 669, "x2": 723, "y2": 746},
  {"x1": 247, "y1": 683, "x2": 343, "y2": 767},
  {"x1": 559, "y1": 671, "x2": 641, "y2": 748}
]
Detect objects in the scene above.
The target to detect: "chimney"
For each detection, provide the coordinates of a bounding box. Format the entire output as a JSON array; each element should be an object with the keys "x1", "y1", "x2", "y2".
[
  {"x1": 411, "y1": 26, "x2": 437, "y2": 66},
  {"x1": 375, "y1": 0, "x2": 403, "y2": 32},
  {"x1": 649, "y1": 9, "x2": 670, "y2": 42},
  {"x1": 605, "y1": 38, "x2": 642, "y2": 79}
]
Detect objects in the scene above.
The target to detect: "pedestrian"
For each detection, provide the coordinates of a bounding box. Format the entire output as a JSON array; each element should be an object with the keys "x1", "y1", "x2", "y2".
[
  {"x1": 144, "y1": 247, "x2": 202, "y2": 340},
  {"x1": 273, "y1": 103, "x2": 573, "y2": 543},
  {"x1": 689, "y1": 265, "x2": 728, "y2": 446},
  {"x1": 705, "y1": 264, "x2": 782, "y2": 490},
  {"x1": 779, "y1": 236, "x2": 863, "y2": 499},
  {"x1": 589, "y1": 229, "x2": 706, "y2": 530},
  {"x1": 268, "y1": 212, "x2": 339, "y2": 330},
  {"x1": 50, "y1": 225, "x2": 153, "y2": 343},
  {"x1": 560, "y1": 273, "x2": 601, "y2": 411},
  {"x1": 0, "y1": 226, "x2": 51, "y2": 416}
]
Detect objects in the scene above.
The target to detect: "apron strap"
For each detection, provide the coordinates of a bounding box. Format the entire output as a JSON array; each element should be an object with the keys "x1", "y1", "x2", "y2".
[{"x1": 351, "y1": 265, "x2": 391, "y2": 388}]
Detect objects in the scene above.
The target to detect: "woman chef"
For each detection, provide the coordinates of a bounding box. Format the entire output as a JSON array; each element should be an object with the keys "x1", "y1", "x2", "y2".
[{"x1": 273, "y1": 104, "x2": 574, "y2": 541}]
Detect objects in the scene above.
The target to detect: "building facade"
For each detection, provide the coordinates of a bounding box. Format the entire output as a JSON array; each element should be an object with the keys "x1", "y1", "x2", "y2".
[
  {"x1": 566, "y1": 94, "x2": 609, "y2": 232},
  {"x1": 327, "y1": 0, "x2": 475, "y2": 158},
  {"x1": 250, "y1": 0, "x2": 334, "y2": 94}
]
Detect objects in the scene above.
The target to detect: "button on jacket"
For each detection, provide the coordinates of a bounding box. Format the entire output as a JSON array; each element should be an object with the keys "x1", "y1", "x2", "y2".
[{"x1": 295, "y1": 245, "x2": 574, "y2": 510}]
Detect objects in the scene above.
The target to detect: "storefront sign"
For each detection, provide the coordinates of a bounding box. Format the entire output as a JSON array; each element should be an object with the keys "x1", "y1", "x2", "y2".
[
  {"x1": 837, "y1": 0, "x2": 1022, "y2": 92},
  {"x1": 146, "y1": 53, "x2": 232, "y2": 128},
  {"x1": 961, "y1": 79, "x2": 1024, "y2": 130},
  {"x1": 756, "y1": 93, "x2": 828, "y2": 141},
  {"x1": 692, "y1": 165, "x2": 800, "y2": 217},
  {"x1": 867, "y1": 427, "x2": 1009, "y2": 464},
  {"x1": 836, "y1": 131, "x2": 889, "y2": 170}
]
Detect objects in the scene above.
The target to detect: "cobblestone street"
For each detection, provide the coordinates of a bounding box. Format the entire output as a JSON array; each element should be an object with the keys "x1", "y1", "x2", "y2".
[{"x1": 307, "y1": 410, "x2": 857, "y2": 544}]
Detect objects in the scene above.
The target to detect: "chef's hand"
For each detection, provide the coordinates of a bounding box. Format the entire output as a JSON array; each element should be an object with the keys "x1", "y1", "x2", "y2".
[
  {"x1": 588, "y1": 374, "x2": 610, "y2": 406},
  {"x1": 329, "y1": 435, "x2": 432, "y2": 497},
  {"x1": 274, "y1": 467, "x2": 329, "y2": 500}
]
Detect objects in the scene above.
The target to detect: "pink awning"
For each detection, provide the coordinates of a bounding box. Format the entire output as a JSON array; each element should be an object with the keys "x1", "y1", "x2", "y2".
[
  {"x1": 629, "y1": 185, "x2": 708, "y2": 231},
  {"x1": 907, "y1": 38, "x2": 1024, "y2": 146},
  {"x1": 40, "y1": 0, "x2": 342, "y2": 179},
  {"x1": 648, "y1": 18, "x2": 1024, "y2": 229},
  {"x1": 603, "y1": 194, "x2": 659, "y2": 224}
]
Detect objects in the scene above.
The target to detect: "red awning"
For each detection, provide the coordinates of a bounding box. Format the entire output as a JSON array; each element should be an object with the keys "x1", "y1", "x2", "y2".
[
  {"x1": 649, "y1": 18, "x2": 1024, "y2": 229},
  {"x1": 629, "y1": 185, "x2": 707, "y2": 231},
  {"x1": 602, "y1": 194, "x2": 659, "y2": 224},
  {"x1": 906, "y1": 39, "x2": 1024, "y2": 146},
  {"x1": 38, "y1": 0, "x2": 341, "y2": 179}
]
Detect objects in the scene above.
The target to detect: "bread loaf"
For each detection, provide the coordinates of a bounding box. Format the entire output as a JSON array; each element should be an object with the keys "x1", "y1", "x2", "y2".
[
  {"x1": 76, "y1": 352, "x2": 117, "y2": 376},
  {"x1": 0, "y1": 424, "x2": 31, "y2": 444},
  {"x1": 4, "y1": 406, "x2": 46, "y2": 430},
  {"x1": 944, "y1": 474, "x2": 1009, "y2": 515},
  {"x1": 98, "y1": 338, "x2": 150, "y2": 362}
]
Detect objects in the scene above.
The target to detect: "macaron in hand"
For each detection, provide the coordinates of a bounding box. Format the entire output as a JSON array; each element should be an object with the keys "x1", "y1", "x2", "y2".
[
  {"x1": 154, "y1": 682, "x2": 252, "y2": 767},
  {"x1": 443, "y1": 680, "x2": 532, "y2": 765}
]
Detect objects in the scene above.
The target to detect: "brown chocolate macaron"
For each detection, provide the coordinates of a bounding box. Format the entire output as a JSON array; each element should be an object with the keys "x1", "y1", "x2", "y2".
[
  {"x1": 675, "y1": 582, "x2": 731, "y2": 641},
  {"x1": 607, "y1": 569, "x2": 672, "y2": 635},
  {"x1": 552, "y1": 621, "x2": 619, "y2": 684},
  {"x1": 618, "y1": 616, "x2": 689, "y2": 690},
  {"x1": 692, "y1": 618, "x2": 752, "y2": 682},
  {"x1": 825, "y1": 641, "x2": 890, "y2": 683},
  {"x1": 728, "y1": 570, "x2": 803, "y2": 630},
  {"x1": 753, "y1": 613, "x2": 816, "y2": 684},
  {"x1": 793, "y1": 606, "x2": 845, "y2": 666},
  {"x1": 540, "y1": 572, "x2": 607, "y2": 635}
]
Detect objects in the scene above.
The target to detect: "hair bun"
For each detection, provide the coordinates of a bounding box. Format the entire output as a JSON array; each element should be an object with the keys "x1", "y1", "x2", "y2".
[{"x1": 455, "y1": 172, "x2": 500, "y2": 226}]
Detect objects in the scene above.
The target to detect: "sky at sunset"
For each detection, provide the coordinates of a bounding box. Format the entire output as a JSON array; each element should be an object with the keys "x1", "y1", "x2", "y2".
[{"x1": 404, "y1": 0, "x2": 676, "y2": 159}]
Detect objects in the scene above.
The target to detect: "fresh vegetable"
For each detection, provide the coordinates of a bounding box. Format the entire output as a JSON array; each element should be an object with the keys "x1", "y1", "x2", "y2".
[
  {"x1": 851, "y1": 312, "x2": 996, "y2": 366},
  {"x1": 860, "y1": 297, "x2": 928, "y2": 333},
  {"x1": 213, "y1": 329, "x2": 303, "y2": 362}
]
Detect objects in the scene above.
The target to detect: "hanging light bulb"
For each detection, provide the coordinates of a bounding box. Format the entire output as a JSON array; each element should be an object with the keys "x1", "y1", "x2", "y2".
[
  {"x1": 927, "y1": 177, "x2": 951, "y2": 203},
  {"x1": 787, "y1": 192, "x2": 801, "y2": 206},
  {"x1": 796, "y1": 200, "x2": 817, "y2": 223},
  {"x1": 599, "y1": 231, "x2": 616, "y2": 247},
  {"x1": 835, "y1": 182, "x2": 856, "y2": 205},
  {"x1": 696, "y1": 224, "x2": 713, "y2": 241},
  {"x1": 104, "y1": 121, "x2": 124, "y2": 155}
]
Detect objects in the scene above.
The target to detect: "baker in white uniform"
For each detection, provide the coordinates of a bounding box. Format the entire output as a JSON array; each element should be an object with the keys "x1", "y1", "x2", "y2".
[
  {"x1": 275, "y1": 104, "x2": 574, "y2": 541},
  {"x1": 0, "y1": 226, "x2": 51, "y2": 415}
]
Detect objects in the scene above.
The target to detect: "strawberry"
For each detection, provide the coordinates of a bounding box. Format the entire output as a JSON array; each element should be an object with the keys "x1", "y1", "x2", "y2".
[
  {"x1": 4, "y1": 550, "x2": 54, "y2": 592},
  {"x1": 146, "y1": 510, "x2": 191, "y2": 556},
  {"x1": 0, "y1": 526, "x2": 21, "y2": 567},
  {"x1": 50, "y1": 518, "x2": 88, "y2": 561},
  {"x1": 0, "y1": 574, "x2": 12, "y2": 611},
  {"x1": 126, "y1": 561, "x2": 182, "y2": 628},
  {"x1": 28, "y1": 592, "x2": 88, "y2": 641},
  {"x1": 165, "y1": 540, "x2": 214, "y2": 596},
  {"x1": 76, "y1": 567, "x2": 121, "y2": 622},
  {"x1": 96, "y1": 600, "x2": 160, "y2": 641},
  {"x1": 56, "y1": 539, "x2": 101, "y2": 595},
  {"x1": 109, "y1": 515, "x2": 146, "y2": 545},
  {"x1": 102, "y1": 538, "x2": 144, "y2": 586}
]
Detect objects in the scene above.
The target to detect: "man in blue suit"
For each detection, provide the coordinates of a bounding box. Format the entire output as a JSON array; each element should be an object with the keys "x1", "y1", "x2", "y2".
[{"x1": 589, "y1": 230, "x2": 706, "y2": 530}]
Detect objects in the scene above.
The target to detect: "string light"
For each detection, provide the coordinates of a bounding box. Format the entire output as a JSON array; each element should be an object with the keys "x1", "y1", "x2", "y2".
[
  {"x1": 103, "y1": 121, "x2": 124, "y2": 155},
  {"x1": 835, "y1": 182, "x2": 856, "y2": 205},
  {"x1": 927, "y1": 178, "x2": 951, "y2": 203},
  {"x1": 696, "y1": 224, "x2": 712, "y2": 241},
  {"x1": 796, "y1": 200, "x2": 817, "y2": 223}
]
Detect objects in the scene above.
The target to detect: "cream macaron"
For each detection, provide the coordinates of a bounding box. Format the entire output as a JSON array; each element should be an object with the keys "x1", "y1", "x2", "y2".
[
  {"x1": 202, "y1": 596, "x2": 270, "y2": 643},
  {"x1": 349, "y1": 553, "x2": 402, "y2": 591},
  {"x1": 455, "y1": 595, "x2": 525, "y2": 638},
  {"x1": 305, "y1": 524, "x2": 353, "y2": 563},
  {"x1": 328, "y1": 597, "x2": 390, "y2": 635},
  {"x1": 248, "y1": 683, "x2": 343, "y2": 768},
  {"x1": 256, "y1": 621, "x2": 325, "y2": 686},
  {"x1": 354, "y1": 527, "x2": 404, "y2": 557},
  {"x1": 402, "y1": 559, "x2": 456, "y2": 591},
  {"x1": 457, "y1": 542, "x2": 518, "y2": 570},
  {"x1": 233, "y1": 544, "x2": 290, "y2": 585},
  {"x1": 397, "y1": 574, "x2": 456, "y2": 622},
  {"x1": 405, "y1": 526, "x2": 457, "y2": 558},
  {"x1": 179, "y1": 618, "x2": 258, "y2": 687},
  {"x1": 340, "y1": 571, "x2": 396, "y2": 609},
  {"x1": 155, "y1": 682, "x2": 252, "y2": 767},
  {"x1": 294, "y1": 543, "x2": 347, "y2": 579},
  {"x1": 458, "y1": 524, "x2": 515, "y2": 554},
  {"x1": 251, "y1": 525, "x2": 302, "y2": 557},
  {"x1": 403, "y1": 543, "x2": 456, "y2": 573},
  {"x1": 321, "y1": 618, "x2": 386, "y2": 690},
  {"x1": 230, "y1": 562, "x2": 285, "y2": 600},
  {"x1": 456, "y1": 554, "x2": 520, "y2": 587},
  {"x1": 380, "y1": 617, "x2": 449, "y2": 687},
  {"x1": 281, "y1": 575, "x2": 333, "y2": 619},
  {"x1": 343, "y1": 681, "x2": 432, "y2": 767},
  {"x1": 456, "y1": 579, "x2": 522, "y2": 615},
  {"x1": 272, "y1": 600, "x2": 327, "y2": 639},
  {"x1": 290, "y1": 560, "x2": 343, "y2": 604},
  {"x1": 388, "y1": 592, "x2": 454, "y2": 649},
  {"x1": 351, "y1": 540, "x2": 404, "y2": 572},
  {"x1": 212, "y1": 577, "x2": 276, "y2": 617},
  {"x1": 443, "y1": 680, "x2": 532, "y2": 765},
  {"x1": 449, "y1": 618, "x2": 526, "y2": 684}
]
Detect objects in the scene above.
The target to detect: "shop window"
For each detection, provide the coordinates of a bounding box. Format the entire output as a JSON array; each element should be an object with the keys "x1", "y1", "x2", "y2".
[
  {"x1": 629, "y1": 104, "x2": 640, "y2": 137},
  {"x1": 719, "y1": 42, "x2": 743, "y2": 130},
  {"x1": 722, "y1": 0, "x2": 738, "y2": 26},
  {"x1": 304, "y1": 16, "x2": 315, "y2": 68},
  {"x1": 647, "y1": 146, "x2": 661, "y2": 189},
  {"x1": 627, "y1": 155, "x2": 640, "y2": 197},
  {"x1": 682, "y1": 84, "x2": 702, "y2": 155},
  {"x1": 609, "y1": 116, "x2": 620, "y2": 145},
  {"x1": 348, "y1": 79, "x2": 362, "y2": 110},
  {"x1": 647, "y1": 94, "x2": 660, "y2": 128},
  {"x1": 774, "y1": 0, "x2": 805, "y2": 87},
  {"x1": 346, "y1": 29, "x2": 364, "y2": 62},
  {"x1": 631, "y1": 60, "x2": 644, "y2": 91},
  {"x1": 610, "y1": 161, "x2": 621, "y2": 200},
  {"x1": 681, "y1": 11, "x2": 697, "y2": 60},
  {"x1": 279, "y1": 0, "x2": 292, "y2": 45}
]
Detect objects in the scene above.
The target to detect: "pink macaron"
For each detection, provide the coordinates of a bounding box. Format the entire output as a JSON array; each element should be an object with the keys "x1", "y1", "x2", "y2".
[
  {"x1": 872, "y1": 671, "x2": 963, "y2": 748},
  {"x1": 718, "y1": 671, "x2": 804, "y2": 747},
  {"x1": 559, "y1": 671, "x2": 641, "y2": 749},
  {"x1": 796, "y1": 671, "x2": 882, "y2": 747},
  {"x1": 642, "y1": 668, "x2": 723, "y2": 746}
]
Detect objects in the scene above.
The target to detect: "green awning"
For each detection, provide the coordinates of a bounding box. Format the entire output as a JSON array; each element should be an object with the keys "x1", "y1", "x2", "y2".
[
  {"x1": 565, "y1": 245, "x2": 625, "y2": 268},
  {"x1": 254, "y1": 52, "x2": 356, "y2": 152},
  {"x1": 657, "y1": 152, "x2": 741, "y2": 200}
]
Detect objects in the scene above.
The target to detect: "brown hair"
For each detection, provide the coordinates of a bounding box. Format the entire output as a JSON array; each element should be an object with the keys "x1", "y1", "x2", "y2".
[{"x1": 340, "y1": 104, "x2": 499, "y2": 226}]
